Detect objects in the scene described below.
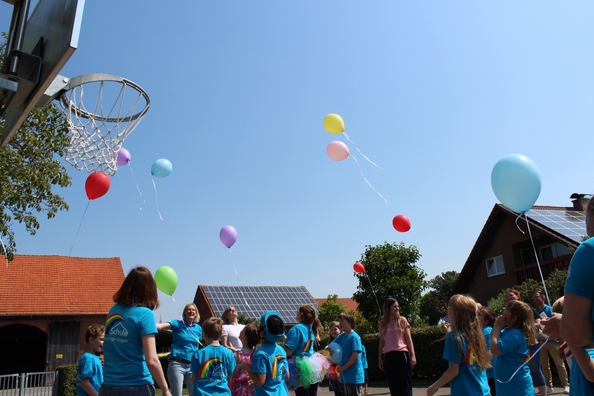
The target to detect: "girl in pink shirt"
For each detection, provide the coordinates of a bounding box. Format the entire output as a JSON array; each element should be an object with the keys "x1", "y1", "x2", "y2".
[{"x1": 378, "y1": 298, "x2": 416, "y2": 396}]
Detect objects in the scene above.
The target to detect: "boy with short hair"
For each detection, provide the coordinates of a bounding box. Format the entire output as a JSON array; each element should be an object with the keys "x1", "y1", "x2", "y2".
[
  {"x1": 333, "y1": 313, "x2": 364, "y2": 396},
  {"x1": 76, "y1": 324, "x2": 105, "y2": 396},
  {"x1": 191, "y1": 317, "x2": 236, "y2": 396},
  {"x1": 236, "y1": 311, "x2": 289, "y2": 396}
]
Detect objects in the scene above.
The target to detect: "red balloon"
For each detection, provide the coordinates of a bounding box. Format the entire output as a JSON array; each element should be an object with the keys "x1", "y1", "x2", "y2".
[
  {"x1": 392, "y1": 214, "x2": 411, "y2": 232},
  {"x1": 353, "y1": 262, "x2": 365, "y2": 274},
  {"x1": 85, "y1": 171, "x2": 111, "y2": 200}
]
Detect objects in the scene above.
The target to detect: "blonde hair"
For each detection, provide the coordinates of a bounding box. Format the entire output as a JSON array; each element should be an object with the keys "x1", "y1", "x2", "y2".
[
  {"x1": 183, "y1": 303, "x2": 200, "y2": 323},
  {"x1": 381, "y1": 297, "x2": 403, "y2": 333},
  {"x1": 506, "y1": 300, "x2": 537, "y2": 346},
  {"x1": 448, "y1": 295, "x2": 489, "y2": 370}
]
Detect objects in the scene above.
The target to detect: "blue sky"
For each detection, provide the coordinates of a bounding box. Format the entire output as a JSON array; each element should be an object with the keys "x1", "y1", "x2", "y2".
[{"x1": 2, "y1": 1, "x2": 594, "y2": 322}]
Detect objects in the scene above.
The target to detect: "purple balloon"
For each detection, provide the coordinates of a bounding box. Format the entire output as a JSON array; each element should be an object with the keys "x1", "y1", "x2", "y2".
[
  {"x1": 116, "y1": 148, "x2": 131, "y2": 166},
  {"x1": 219, "y1": 225, "x2": 237, "y2": 248}
]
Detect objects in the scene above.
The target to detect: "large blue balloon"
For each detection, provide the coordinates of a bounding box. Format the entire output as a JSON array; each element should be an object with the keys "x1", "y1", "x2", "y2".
[
  {"x1": 327, "y1": 342, "x2": 343, "y2": 364},
  {"x1": 491, "y1": 154, "x2": 541, "y2": 213},
  {"x1": 151, "y1": 159, "x2": 173, "y2": 178}
]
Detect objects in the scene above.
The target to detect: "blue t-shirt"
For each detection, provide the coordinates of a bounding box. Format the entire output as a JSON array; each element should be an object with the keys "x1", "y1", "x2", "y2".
[
  {"x1": 170, "y1": 319, "x2": 202, "y2": 361},
  {"x1": 103, "y1": 304, "x2": 157, "y2": 386},
  {"x1": 76, "y1": 352, "x2": 103, "y2": 396},
  {"x1": 252, "y1": 342, "x2": 289, "y2": 396},
  {"x1": 443, "y1": 332, "x2": 489, "y2": 396},
  {"x1": 482, "y1": 326, "x2": 494, "y2": 379},
  {"x1": 492, "y1": 328, "x2": 533, "y2": 396},
  {"x1": 284, "y1": 323, "x2": 314, "y2": 358},
  {"x1": 565, "y1": 237, "x2": 594, "y2": 342},
  {"x1": 570, "y1": 348, "x2": 594, "y2": 395},
  {"x1": 190, "y1": 344, "x2": 236, "y2": 396},
  {"x1": 533, "y1": 305, "x2": 553, "y2": 319},
  {"x1": 333, "y1": 331, "x2": 364, "y2": 384}
]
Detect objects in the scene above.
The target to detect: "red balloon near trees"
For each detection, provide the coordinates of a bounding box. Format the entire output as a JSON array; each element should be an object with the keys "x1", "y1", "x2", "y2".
[
  {"x1": 353, "y1": 262, "x2": 365, "y2": 274},
  {"x1": 392, "y1": 214, "x2": 411, "y2": 232},
  {"x1": 85, "y1": 171, "x2": 111, "y2": 200}
]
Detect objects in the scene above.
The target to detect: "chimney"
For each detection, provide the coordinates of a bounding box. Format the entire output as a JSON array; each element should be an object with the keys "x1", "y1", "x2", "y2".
[{"x1": 570, "y1": 193, "x2": 593, "y2": 211}]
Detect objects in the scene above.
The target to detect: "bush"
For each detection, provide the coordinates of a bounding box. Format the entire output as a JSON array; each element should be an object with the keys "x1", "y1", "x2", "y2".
[{"x1": 56, "y1": 364, "x2": 77, "y2": 396}]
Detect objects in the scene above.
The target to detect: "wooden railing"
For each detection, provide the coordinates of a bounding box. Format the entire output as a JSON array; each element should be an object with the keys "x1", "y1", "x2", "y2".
[{"x1": 513, "y1": 254, "x2": 571, "y2": 284}]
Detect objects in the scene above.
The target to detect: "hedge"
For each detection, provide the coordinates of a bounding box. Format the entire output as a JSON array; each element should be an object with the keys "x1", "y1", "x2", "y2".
[{"x1": 56, "y1": 364, "x2": 77, "y2": 396}]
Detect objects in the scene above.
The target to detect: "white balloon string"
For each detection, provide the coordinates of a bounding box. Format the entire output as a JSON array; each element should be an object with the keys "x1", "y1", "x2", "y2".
[
  {"x1": 343, "y1": 132, "x2": 382, "y2": 169},
  {"x1": 364, "y1": 272, "x2": 382, "y2": 318},
  {"x1": 152, "y1": 179, "x2": 168, "y2": 222},
  {"x1": 350, "y1": 155, "x2": 388, "y2": 206},
  {"x1": 514, "y1": 213, "x2": 526, "y2": 235},
  {"x1": 0, "y1": 238, "x2": 8, "y2": 268},
  {"x1": 227, "y1": 249, "x2": 254, "y2": 318},
  {"x1": 524, "y1": 215, "x2": 551, "y2": 306},
  {"x1": 69, "y1": 200, "x2": 91, "y2": 256},
  {"x1": 497, "y1": 337, "x2": 550, "y2": 383},
  {"x1": 128, "y1": 164, "x2": 146, "y2": 210}
]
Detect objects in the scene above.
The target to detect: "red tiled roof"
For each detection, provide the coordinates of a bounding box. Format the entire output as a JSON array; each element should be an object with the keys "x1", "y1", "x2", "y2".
[
  {"x1": 314, "y1": 297, "x2": 358, "y2": 312},
  {"x1": 0, "y1": 255, "x2": 124, "y2": 315}
]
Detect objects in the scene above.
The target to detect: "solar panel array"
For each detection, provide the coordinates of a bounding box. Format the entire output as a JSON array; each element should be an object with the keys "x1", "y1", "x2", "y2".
[
  {"x1": 201, "y1": 285, "x2": 318, "y2": 324},
  {"x1": 525, "y1": 208, "x2": 587, "y2": 243}
]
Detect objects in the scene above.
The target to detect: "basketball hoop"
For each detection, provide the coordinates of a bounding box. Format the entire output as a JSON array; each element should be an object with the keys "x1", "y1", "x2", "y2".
[{"x1": 59, "y1": 73, "x2": 150, "y2": 175}]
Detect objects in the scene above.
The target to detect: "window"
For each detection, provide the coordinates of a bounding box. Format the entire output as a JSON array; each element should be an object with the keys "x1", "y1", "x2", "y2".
[
  {"x1": 539, "y1": 243, "x2": 571, "y2": 261},
  {"x1": 486, "y1": 255, "x2": 505, "y2": 277}
]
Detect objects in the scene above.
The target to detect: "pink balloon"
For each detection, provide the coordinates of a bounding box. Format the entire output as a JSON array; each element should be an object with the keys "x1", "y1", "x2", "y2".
[
  {"x1": 219, "y1": 225, "x2": 237, "y2": 248},
  {"x1": 326, "y1": 141, "x2": 349, "y2": 161},
  {"x1": 116, "y1": 148, "x2": 131, "y2": 166}
]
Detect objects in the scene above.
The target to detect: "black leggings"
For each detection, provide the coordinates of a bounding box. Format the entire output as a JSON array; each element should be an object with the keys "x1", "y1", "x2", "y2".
[{"x1": 383, "y1": 351, "x2": 412, "y2": 396}]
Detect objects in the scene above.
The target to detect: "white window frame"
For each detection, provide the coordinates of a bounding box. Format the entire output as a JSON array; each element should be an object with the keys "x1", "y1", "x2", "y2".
[{"x1": 486, "y1": 255, "x2": 505, "y2": 277}]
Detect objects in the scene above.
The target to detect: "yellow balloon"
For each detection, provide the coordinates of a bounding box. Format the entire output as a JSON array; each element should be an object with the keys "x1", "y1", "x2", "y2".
[{"x1": 323, "y1": 113, "x2": 345, "y2": 134}]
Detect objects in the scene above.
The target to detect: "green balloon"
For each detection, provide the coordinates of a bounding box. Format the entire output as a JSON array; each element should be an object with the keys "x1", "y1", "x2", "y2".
[{"x1": 154, "y1": 266, "x2": 178, "y2": 295}]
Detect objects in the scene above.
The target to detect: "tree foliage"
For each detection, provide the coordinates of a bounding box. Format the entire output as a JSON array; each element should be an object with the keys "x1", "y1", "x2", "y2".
[
  {"x1": 352, "y1": 242, "x2": 426, "y2": 324},
  {"x1": 488, "y1": 269, "x2": 567, "y2": 314},
  {"x1": 419, "y1": 271, "x2": 459, "y2": 325},
  {"x1": 318, "y1": 294, "x2": 347, "y2": 327},
  {"x1": 0, "y1": 36, "x2": 72, "y2": 259}
]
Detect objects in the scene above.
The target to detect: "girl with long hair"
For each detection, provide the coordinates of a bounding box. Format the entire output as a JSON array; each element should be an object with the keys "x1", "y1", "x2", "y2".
[
  {"x1": 378, "y1": 298, "x2": 416, "y2": 396},
  {"x1": 427, "y1": 295, "x2": 490, "y2": 396}
]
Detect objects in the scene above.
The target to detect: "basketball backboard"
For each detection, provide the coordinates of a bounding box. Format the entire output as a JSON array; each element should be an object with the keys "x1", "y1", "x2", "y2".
[{"x1": 0, "y1": 0, "x2": 85, "y2": 146}]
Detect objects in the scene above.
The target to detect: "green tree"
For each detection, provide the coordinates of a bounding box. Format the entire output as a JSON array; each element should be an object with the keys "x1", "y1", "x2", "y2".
[
  {"x1": 318, "y1": 294, "x2": 347, "y2": 327},
  {"x1": 0, "y1": 35, "x2": 72, "y2": 259},
  {"x1": 352, "y1": 242, "x2": 426, "y2": 325},
  {"x1": 419, "y1": 271, "x2": 459, "y2": 325}
]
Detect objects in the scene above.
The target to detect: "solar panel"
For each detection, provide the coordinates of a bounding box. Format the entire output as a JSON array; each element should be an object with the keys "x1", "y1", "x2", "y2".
[
  {"x1": 200, "y1": 285, "x2": 319, "y2": 324},
  {"x1": 525, "y1": 208, "x2": 587, "y2": 243}
]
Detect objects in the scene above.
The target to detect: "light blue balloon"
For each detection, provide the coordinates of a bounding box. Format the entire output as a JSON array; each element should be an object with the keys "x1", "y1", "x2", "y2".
[
  {"x1": 328, "y1": 342, "x2": 343, "y2": 364},
  {"x1": 491, "y1": 154, "x2": 541, "y2": 213},
  {"x1": 151, "y1": 158, "x2": 173, "y2": 178}
]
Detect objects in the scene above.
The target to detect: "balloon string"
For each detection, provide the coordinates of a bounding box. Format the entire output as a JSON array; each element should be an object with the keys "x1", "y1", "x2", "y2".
[
  {"x1": 0, "y1": 238, "x2": 8, "y2": 268},
  {"x1": 343, "y1": 132, "x2": 382, "y2": 169},
  {"x1": 152, "y1": 179, "x2": 168, "y2": 222},
  {"x1": 128, "y1": 164, "x2": 146, "y2": 210},
  {"x1": 69, "y1": 200, "x2": 91, "y2": 256},
  {"x1": 497, "y1": 336, "x2": 549, "y2": 383},
  {"x1": 364, "y1": 272, "x2": 382, "y2": 318},
  {"x1": 227, "y1": 249, "x2": 254, "y2": 318},
  {"x1": 524, "y1": 215, "x2": 551, "y2": 306},
  {"x1": 514, "y1": 213, "x2": 526, "y2": 235},
  {"x1": 411, "y1": 228, "x2": 424, "y2": 268},
  {"x1": 350, "y1": 155, "x2": 388, "y2": 206}
]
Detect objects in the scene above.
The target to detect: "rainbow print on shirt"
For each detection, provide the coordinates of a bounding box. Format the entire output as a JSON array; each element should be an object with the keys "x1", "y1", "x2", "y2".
[
  {"x1": 106, "y1": 314, "x2": 124, "y2": 334},
  {"x1": 301, "y1": 338, "x2": 313, "y2": 353},
  {"x1": 271, "y1": 355, "x2": 286, "y2": 380},
  {"x1": 198, "y1": 358, "x2": 224, "y2": 378},
  {"x1": 465, "y1": 347, "x2": 477, "y2": 366}
]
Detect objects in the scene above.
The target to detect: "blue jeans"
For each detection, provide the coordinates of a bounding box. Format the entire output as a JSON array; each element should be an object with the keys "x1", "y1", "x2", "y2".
[
  {"x1": 168, "y1": 360, "x2": 193, "y2": 396},
  {"x1": 100, "y1": 384, "x2": 155, "y2": 396},
  {"x1": 528, "y1": 343, "x2": 546, "y2": 387}
]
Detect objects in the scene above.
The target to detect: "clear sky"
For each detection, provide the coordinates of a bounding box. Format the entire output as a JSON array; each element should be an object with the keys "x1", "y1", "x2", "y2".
[{"x1": 2, "y1": 1, "x2": 594, "y2": 323}]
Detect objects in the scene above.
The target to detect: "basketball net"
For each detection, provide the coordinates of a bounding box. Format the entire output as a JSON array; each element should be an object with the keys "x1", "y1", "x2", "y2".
[{"x1": 60, "y1": 74, "x2": 150, "y2": 175}]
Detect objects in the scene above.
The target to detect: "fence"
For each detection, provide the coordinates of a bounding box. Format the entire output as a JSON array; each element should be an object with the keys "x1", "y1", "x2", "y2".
[{"x1": 0, "y1": 372, "x2": 57, "y2": 396}]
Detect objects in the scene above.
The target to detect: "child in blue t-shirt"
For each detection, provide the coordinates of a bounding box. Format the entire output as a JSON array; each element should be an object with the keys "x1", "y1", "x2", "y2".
[
  {"x1": 361, "y1": 345, "x2": 369, "y2": 394},
  {"x1": 191, "y1": 317, "x2": 236, "y2": 396},
  {"x1": 332, "y1": 313, "x2": 364, "y2": 396},
  {"x1": 76, "y1": 324, "x2": 105, "y2": 396},
  {"x1": 491, "y1": 300, "x2": 537, "y2": 396},
  {"x1": 237, "y1": 311, "x2": 290, "y2": 396},
  {"x1": 428, "y1": 295, "x2": 490, "y2": 396},
  {"x1": 477, "y1": 306, "x2": 496, "y2": 395}
]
